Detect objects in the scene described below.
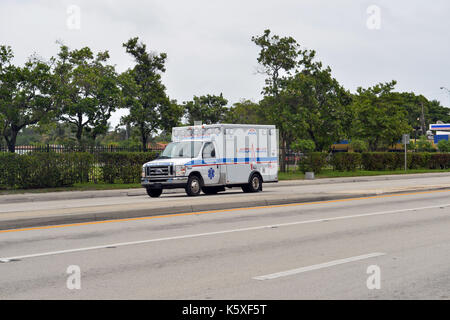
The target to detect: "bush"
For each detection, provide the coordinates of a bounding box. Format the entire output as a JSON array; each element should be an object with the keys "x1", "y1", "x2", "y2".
[
  {"x1": 0, "y1": 151, "x2": 159, "y2": 189},
  {"x1": 0, "y1": 153, "x2": 19, "y2": 188},
  {"x1": 298, "y1": 152, "x2": 327, "y2": 173},
  {"x1": 416, "y1": 136, "x2": 435, "y2": 152},
  {"x1": 437, "y1": 139, "x2": 450, "y2": 153},
  {"x1": 409, "y1": 152, "x2": 431, "y2": 169},
  {"x1": 331, "y1": 153, "x2": 362, "y2": 171},
  {"x1": 98, "y1": 152, "x2": 158, "y2": 184},
  {"x1": 349, "y1": 139, "x2": 368, "y2": 153},
  {"x1": 0, "y1": 152, "x2": 94, "y2": 189},
  {"x1": 360, "y1": 152, "x2": 450, "y2": 171},
  {"x1": 291, "y1": 139, "x2": 316, "y2": 153},
  {"x1": 429, "y1": 153, "x2": 450, "y2": 169},
  {"x1": 361, "y1": 153, "x2": 404, "y2": 171}
]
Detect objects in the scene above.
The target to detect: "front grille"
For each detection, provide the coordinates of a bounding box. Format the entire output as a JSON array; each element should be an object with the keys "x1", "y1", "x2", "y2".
[{"x1": 146, "y1": 165, "x2": 172, "y2": 177}]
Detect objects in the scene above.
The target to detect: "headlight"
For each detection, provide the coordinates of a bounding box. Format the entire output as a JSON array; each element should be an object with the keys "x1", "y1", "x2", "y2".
[
  {"x1": 142, "y1": 166, "x2": 146, "y2": 178},
  {"x1": 175, "y1": 165, "x2": 186, "y2": 176}
]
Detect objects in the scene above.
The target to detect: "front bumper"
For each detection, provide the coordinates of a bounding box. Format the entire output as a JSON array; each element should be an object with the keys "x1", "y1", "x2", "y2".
[{"x1": 141, "y1": 176, "x2": 188, "y2": 189}]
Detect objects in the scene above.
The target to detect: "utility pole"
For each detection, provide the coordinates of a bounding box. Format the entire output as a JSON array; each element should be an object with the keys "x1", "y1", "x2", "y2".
[
  {"x1": 420, "y1": 102, "x2": 426, "y2": 134},
  {"x1": 403, "y1": 134, "x2": 410, "y2": 171}
]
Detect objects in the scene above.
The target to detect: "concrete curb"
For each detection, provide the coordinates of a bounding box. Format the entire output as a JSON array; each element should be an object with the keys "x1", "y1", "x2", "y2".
[
  {"x1": 0, "y1": 189, "x2": 146, "y2": 204},
  {"x1": 1, "y1": 171, "x2": 450, "y2": 204},
  {"x1": 1, "y1": 185, "x2": 449, "y2": 231}
]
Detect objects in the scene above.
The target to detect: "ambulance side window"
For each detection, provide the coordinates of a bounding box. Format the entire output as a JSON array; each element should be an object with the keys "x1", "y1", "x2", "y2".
[{"x1": 202, "y1": 142, "x2": 216, "y2": 159}]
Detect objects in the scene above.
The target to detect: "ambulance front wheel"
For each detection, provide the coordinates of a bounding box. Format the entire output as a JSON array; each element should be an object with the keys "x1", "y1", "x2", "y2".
[
  {"x1": 242, "y1": 173, "x2": 262, "y2": 193},
  {"x1": 146, "y1": 187, "x2": 162, "y2": 198},
  {"x1": 186, "y1": 175, "x2": 202, "y2": 196}
]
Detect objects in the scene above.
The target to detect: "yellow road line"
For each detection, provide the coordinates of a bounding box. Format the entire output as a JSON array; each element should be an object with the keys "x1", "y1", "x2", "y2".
[{"x1": 1, "y1": 188, "x2": 449, "y2": 234}]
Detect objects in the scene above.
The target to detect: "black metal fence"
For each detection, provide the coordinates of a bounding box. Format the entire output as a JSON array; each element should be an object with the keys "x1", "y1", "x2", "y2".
[
  {"x1": 0, "y1": 145, "x2": 166, "y2": 186},
  {"x1": 1, "y1": 144, "x2": 298, "y2": 161},
  {"x1": 0, "y1": 145, "x2": 301, "y2": 184},
  {"x1": 0, "y1": 144, "x2": 165, "y2": 154}
]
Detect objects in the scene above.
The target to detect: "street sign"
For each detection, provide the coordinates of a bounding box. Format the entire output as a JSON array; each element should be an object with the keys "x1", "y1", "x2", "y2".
[{"x1": 402, "y1": 134, "x2": 410, "y2": 144}]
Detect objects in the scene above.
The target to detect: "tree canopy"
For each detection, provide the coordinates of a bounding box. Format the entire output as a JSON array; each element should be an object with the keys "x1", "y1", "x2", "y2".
[
  {"x1": 54, "y1": 44, "x2": 121, "y2": 145},
  {"x1": 1, "y1": 32, "x2": 448, "y2": 155},
  {"x1": 183, "y1": 94, "x2": 228, "y2": 125},
  {"x1": 0, "y1": 45, "x2": 56, "y2": 152},
  {"x1": 119, "y1": 37, "x2": 182, "y2": 151},
  {"x1": 350, "y1": 81, "x2": 412, "y2": 151}
]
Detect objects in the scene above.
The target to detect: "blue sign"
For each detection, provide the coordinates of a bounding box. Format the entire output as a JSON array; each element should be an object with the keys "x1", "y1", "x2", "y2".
[{"x1": 430, "y1": 124, "x2": 450, "y2": 131}]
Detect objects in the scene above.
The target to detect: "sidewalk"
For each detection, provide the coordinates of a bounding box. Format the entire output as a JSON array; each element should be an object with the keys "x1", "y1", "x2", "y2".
[
  {"x1": 1, "y1": 172, "x2": 450, "y2": 230},
  {"x1": 1, "y1": 171, "x2": 450, "y2": 204}
]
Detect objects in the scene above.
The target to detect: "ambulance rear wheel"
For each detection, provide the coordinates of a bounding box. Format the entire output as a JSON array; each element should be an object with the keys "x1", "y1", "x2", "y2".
[
  {"x1": 146, "y1": 188, "x2": 162, "y2": 198},
  {"x1": 242, "y1": 173, "x2": 262, "y2": 193}
]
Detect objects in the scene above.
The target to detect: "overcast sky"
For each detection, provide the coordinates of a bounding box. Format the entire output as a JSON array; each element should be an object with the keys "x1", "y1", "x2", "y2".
[{"x1": 1, "y1": 0, "x2": 449, "y2": 127}]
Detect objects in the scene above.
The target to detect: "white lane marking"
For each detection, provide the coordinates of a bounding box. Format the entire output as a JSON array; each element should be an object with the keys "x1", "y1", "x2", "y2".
[
  {"x1": 253, "y1": 252, "x2": 386, "y2": 280},
  {"x1": 0, "y1": 203, "x2": 448, "y2": 263}
]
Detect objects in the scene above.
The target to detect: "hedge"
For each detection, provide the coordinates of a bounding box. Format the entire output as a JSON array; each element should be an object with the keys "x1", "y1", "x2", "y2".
[
  {"x1": 331, "y1": 152, "x2": 450, "y2": 171},
  {"x1": 331, "y1": 153, "x2": 362, "y2": 171},
  {"x1": 0, "y1": 151, "x2": 159, "y2": 189},
  {"x1": 97, "y1": 152, "x2": 158, "y2": 184},
  {"x1": 2, "y1": 151, "x2": 450, "y2": 189},
  {"x1": 429, "y1": 153, "x2": 450, "y2": 169},
  {"x1": 361, "y1": 152, "x2": 405, "y2": 171},
  {"x1": 328, "y1": 152, "x2": 450, "y2": 172},
  {"x1": 0, "y1": 152, "x2": 94, "y2": 189},
  {"x1": 298, "y1": 152, "x2": 328, "y2": 173}
]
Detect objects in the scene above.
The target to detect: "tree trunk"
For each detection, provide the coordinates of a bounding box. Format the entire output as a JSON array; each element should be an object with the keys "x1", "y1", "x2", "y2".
[
  {"x1": 142, "y1": 133, "x2": 148, "y2": 152},
  {"x1": 5, "y1": 130, "x2": 18, "y2": 153},
  {"x1": 76, "y1": 113, "x2": 84, "y2": 145},
  {"x1": 76, "y1": 125, "x2": 83, "y2": 145},
  {"x1": 308, "y1": 129, "x2": 317, "y2": 151}
]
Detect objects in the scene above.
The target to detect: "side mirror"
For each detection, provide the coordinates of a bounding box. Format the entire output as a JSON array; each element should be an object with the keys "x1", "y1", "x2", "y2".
[{"x1": 211, "y1": 150, "x2": 216, "y2": 158}]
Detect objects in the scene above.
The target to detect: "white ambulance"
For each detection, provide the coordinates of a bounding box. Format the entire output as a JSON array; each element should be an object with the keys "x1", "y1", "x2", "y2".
[{"x1": 141, "y1": 124, "x2": 278, "y2": 197}]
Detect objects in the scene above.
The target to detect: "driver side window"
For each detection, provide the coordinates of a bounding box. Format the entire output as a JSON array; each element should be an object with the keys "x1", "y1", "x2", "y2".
[{"x1": 202, "y1": 142, "x2": 216, "y2": 159}]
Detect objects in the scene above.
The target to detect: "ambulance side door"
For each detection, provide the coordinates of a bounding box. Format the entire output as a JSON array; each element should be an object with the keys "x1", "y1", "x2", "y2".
[{"x1": 201, "y1": 142, "x2": 220, "y2": 185}]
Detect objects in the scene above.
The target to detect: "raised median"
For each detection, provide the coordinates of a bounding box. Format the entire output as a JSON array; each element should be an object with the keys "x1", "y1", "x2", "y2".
[{"x1": 1, "y1": 172, "x2": 450, "y2": 231}]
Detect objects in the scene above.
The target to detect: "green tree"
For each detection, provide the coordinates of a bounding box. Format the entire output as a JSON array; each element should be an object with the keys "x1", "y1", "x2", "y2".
[
  {"x1": 399, "y1": 92, "x2": 428, "y2": 135},
  {"x1": 15, "y1": 126, "x2": 46, "y2": 145},
  {"x1": 224, "y1": 100, "x2": 266, "y2": 124},
  {"x1": 427, "y1": 99, "x2": 450, "y2": 124},
  {"x1": 120, "y1": 37, "x2": 181, "y2": 151},
  {"x1": 252, "y1": 29, "x2": 319, "y2": 171},
  {"x1": 280, "y1": 68, "x2": 352, "y2": 151},
  {"x1": 54, "y1": 44, "x2": 121, "y2": 145},
  {"x1": 183, "y1": 94, "x2": 228, "y2": 125},
  {"x1": 160, "y1": 99, "x2": 183, "y2": 134},
  {"x1": 0, "y1": 45, "x2": 57, "y2": 152},
  {"x1": 437, "y1": 139, "x2": 450, "y2": 152},
  {"x1": 397, "y1": 95, "x2": 450, "y2": 137},
  {"x1": 349, "y1": 139, "x2": 369, "y2": 153},
  {"x1": 416, "y1": 136, "x2": 435, "y2": 152},
  {"x1": 252, "y1": 29, "x2": 308, "y2": 96},
  {"x1": 350, "y1": 81, "x2": 412, "y2": 151},
  {"x1": 291, "y1": 139, "x2": 315, "y2": 153}
]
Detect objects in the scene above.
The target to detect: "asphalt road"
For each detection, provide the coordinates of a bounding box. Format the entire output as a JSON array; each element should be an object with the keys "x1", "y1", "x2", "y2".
[
  {"x1": 1, "y1": 188, "x2": 449, "y2": 299},
  {"x1": 2, "y1": 174, "x2": 450, "y2": 230}
]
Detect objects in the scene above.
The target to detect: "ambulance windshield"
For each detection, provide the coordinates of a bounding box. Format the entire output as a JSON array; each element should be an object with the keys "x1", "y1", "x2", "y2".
[{"x1": 158, "y1": 141, "x2": 203, "y2": 159}]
